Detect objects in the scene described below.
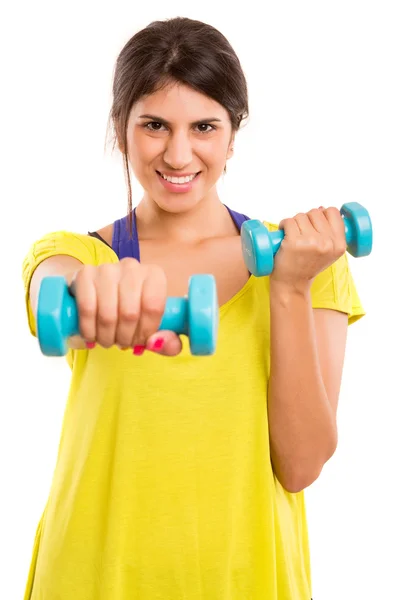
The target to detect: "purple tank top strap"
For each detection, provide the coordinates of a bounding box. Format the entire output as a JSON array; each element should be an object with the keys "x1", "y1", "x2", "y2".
[
  {"x1": 224, "y1": 205, "x2": 250, "y2": 231},
  {"x1": 111, "y1": 205, "x2": 250, "y2": 260},
  {"x1": 112, "y1": 209, "x2": 140, "y2": 260}
]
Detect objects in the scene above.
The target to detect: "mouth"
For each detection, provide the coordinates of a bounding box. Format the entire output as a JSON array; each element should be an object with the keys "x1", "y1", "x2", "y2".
[
  {"x1": 155, "y1": 170, "x2": 201, "y2": 193},
  {"x1": 156, "y1": 171, "x2": 201, "y2": 184}
]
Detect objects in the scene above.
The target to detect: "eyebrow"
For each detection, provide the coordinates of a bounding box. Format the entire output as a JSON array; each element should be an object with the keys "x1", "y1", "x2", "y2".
[{"x1": 138, "y1": 114, "x2": 222, "y2": 125}]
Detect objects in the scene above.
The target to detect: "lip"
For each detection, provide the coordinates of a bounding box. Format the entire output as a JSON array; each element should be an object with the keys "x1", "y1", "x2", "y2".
[
  {"x1": 156, "y1": 170, "x2": 201, "y2": 193},
  {"x1": 157, "y1": 171, "x2": 199, "y2": 177}
]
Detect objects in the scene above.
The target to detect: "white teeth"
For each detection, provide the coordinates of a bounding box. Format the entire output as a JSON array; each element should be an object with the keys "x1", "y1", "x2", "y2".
[{"x1": 160, "y1": 172, "x2": 197, "y2": 184}]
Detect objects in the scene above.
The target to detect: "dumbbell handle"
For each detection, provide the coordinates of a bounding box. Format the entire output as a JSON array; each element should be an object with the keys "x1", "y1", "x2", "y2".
[
  {"x1": 39, "y1": 276, "x2": 190, "y2": 345},
  {"x1": 268, "y1": 215, "x2": 356, "y2": 256}
]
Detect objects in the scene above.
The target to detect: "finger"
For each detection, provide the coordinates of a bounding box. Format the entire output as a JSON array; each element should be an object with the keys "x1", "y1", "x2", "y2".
[
  {"x1": 95, "y1": 264, "x2": 120, "y2": 348},
  {"x1": 70, "y1": 267, "x2": 97, "y2": 344},
  {"x1": 135, "y1": 265, "x2": 167, "y2": 345},
  {"x1": 115, "y1": 258, "x2": 142, "y2": 348},
  {"x1": 293, "y1": 212, "x2": 316, "y2": 235},
  {"x1": 278, "y1": 217, "x2": 300, "y2": 237},
  {"x1": 306, "y1": 207, "x2": 331, "y2": 235},
  {"x1": 145, "y1": 330, "x2": 183, "y2": 357},
  {"x1": 324, "y1": 207, "x2": 346, "y2": 253}
]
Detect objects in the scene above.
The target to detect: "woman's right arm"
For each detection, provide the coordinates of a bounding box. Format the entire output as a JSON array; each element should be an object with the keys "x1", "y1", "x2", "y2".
[{"x1": 29, "y1": 255, "x2": 86, "y2": 349}]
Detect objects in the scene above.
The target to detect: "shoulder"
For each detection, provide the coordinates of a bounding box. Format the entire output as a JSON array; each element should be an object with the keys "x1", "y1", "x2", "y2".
[
  {"x1": 32, "y1": 229, "x2": 115, "y2": 257},
  {"x1": 22, "y1": 229, "x2": 118, "y2": 281},
  {"x1": 90, "y1": 223, "x2": 114, "y2": 248}
]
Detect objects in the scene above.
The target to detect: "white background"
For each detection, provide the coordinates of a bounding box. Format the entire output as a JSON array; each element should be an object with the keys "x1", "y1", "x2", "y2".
[{"x1": 1, "y1": 1, "x2": 399, "y2": 598}]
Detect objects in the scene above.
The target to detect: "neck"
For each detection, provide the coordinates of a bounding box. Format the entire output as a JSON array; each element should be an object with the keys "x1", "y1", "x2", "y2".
[{"x1": 135, "y1": 191, "x2": 238, "y2": 243}]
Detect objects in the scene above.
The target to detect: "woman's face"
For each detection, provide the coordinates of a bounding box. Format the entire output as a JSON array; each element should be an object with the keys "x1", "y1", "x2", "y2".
[{"x1": 124, "y1": 81, "x2": 234, "y2": 213}]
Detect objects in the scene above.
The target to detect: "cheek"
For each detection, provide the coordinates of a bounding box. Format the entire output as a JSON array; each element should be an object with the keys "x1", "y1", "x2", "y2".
[
  {"x1": 129, "y1": 132, "x2": 162, "y2": 165},
  {"x1": 197, "y1": 140, "x2": 229, "y2": 167}
]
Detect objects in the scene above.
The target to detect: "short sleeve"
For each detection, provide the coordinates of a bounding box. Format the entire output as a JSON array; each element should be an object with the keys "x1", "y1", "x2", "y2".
[
  {"x1": 309, "y1": 252, "x2": 365, "y2": 324},
  {"x1": 22, "y1": 231, "x2": 118, "y2": 336},
  {"x1": 262, "y1": 221, "x2": 366, "y2": 325}
]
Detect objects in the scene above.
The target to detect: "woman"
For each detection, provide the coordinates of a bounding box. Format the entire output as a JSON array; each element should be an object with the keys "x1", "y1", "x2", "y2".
[{"x1": 22, "y1": 16, "x2": 365, "y2": 600}]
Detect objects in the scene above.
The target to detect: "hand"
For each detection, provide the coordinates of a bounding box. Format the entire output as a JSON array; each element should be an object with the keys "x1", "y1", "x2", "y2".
[
  {"x1": 69, "y1": 257, "x2": 182, "y2": 355},
  {"x1": 270, "y1": 206, "x2": 347, "y2": 291}
]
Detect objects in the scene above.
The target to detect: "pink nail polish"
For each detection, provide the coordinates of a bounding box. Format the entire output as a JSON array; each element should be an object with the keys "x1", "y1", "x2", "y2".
[
  {"x1": 148, "y1": 337, "x2": 164, "y2": 352},
  {"x1": 133, "y1": 345, "x2": 145, "y2": 356},
  {"x1": 86, "y1": 342, "x2": 96, "y2": 349}
]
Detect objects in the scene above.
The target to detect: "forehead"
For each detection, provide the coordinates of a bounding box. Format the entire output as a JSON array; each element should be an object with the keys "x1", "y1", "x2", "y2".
[{"x1": 130, "y1": 82, "x2": 230, "y2": 122}]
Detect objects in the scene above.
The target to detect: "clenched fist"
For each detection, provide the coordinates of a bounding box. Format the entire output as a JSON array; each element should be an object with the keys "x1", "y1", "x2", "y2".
[{"x1": 69, "y1": 257, "x2": 182, "y2": 355}]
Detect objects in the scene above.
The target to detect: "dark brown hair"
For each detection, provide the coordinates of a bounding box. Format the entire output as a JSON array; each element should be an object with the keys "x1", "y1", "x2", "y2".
[{"x1": 106, "y1": 16, "x2": 249, "y2": 232}]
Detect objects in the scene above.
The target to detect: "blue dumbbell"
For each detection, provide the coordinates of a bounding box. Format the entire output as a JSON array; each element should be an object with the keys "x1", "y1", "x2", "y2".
[
  {"x1": 36, "y1": 274, "x2": 218, "y2": 356},
  {"x1": 241, "y1": 201, "x2": 373, "y2": 277}
]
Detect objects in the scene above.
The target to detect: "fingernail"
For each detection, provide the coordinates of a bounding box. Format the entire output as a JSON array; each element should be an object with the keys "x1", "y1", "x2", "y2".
[
  {"x1": 133, "y1": 345, "x2": 145, "y2": 356},
  {"x1": 147, "y1": 337, "x2": 164, "y2": 352},
  {"x1": 86, "y1": 342, "x2": 96, "y2": 349}
]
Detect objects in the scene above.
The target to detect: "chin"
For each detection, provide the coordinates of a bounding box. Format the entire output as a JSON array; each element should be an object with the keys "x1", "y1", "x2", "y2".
[{"x1": 155, "y1": 194, "x2": 202, "y2": 214}]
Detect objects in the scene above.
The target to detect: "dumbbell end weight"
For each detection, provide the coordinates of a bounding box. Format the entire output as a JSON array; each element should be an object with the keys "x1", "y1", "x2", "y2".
[
  {"x1": 158, "y1": 274, "x2": 218, "y2": 355},
  {"x1": 241, "y1": 220, "x2": 278, "y2": 278},
  {"x1": 36, "y1": 276, "x2": 78, "y2": 356},
  {"x1": 37, "y1": 274, "x2": 218, "y2": 357},
  {"x1": 188, "y1": 274, "x2": 219, "y2": 355},
  {"x1": 340, "y1": 202, "x2": 373, "y2": 258}
]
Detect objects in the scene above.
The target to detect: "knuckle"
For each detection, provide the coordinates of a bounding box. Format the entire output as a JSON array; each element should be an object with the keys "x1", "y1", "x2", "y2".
[
  {"x1": 75, "y1": 264, "x2": 94, "y2": 279},
  {"x1": 97, "y1": 311, "x2": 117, "y2": 328},
  {"x1": 119, "y1": 307, "x2": 140, "y2": 323},
  {"x1": 308, "y1": 208, "x2": 320, "y2": 217},
  {"x1": 326, "y1": 206, "x2": 338, "y2": 215},
  {"x1": 319, "y1": 238, "x2": 333, "y2": 254},
  {"x1": 142, "y1": 300, "x2": 165, "y2": 319},
  {"x1": 78, "y1": 301, "x2": 96, "y2": 319},
  {"x1": 100, "y1": 264, "x2": 121, "y2": 284},
  {"x1": 98, "y1": 262, "x2": 115, "y2": 275},
  {"x1": 120, "y1": 256, "x2": 140, "y2": 270}
]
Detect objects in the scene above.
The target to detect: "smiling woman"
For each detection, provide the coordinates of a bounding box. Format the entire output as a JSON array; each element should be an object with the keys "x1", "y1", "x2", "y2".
[
  {"x1": 21, "y1": 14, "x2": 365, "y2": 600},
  {"x1": 107, "y1": 18, "x2": 248, "y2": 229}
]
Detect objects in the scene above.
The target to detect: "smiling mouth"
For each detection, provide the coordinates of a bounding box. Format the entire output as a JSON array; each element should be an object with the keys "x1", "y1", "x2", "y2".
[{"x1": 156, "y1": 171, "x2": 201, "y2": 184}]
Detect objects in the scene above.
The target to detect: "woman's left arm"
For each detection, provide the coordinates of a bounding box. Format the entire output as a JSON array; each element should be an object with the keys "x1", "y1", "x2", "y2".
[
  {"x1": 266, "y1": 205, "x2": 351, "y2": 493},
  {"x1": 268, "y1": 280, "x2": 348, "y2": 493}
]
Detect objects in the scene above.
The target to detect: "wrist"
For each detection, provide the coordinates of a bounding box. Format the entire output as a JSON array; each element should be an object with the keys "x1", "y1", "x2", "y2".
[{"x1": 269, "y1": 277, "x2": 312, "y2": 299}]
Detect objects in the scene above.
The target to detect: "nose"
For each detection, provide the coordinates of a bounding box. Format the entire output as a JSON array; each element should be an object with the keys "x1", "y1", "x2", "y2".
[{"x1": 163, "y1": 130, "x2": 193, "y2": 170}]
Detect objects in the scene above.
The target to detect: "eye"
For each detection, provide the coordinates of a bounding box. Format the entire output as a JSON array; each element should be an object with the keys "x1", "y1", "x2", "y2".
[
  {"x1": 144, "y1": 121, "x2": 166, "y2": 132},
  {"x1": 196, "y1": 123, "x2": 215, "y2": 134}
]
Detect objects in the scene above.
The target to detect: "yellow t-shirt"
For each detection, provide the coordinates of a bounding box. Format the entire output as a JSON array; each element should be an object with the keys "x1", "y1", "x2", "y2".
[{"x1": 21, "y1": 223, "x2": 365, "y2": 600}]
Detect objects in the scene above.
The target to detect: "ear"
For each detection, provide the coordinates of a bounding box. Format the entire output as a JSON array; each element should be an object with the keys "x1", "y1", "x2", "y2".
[
  {"x1": 114, "y1": 119, "x2": 126, "y2": 154},
  {"x1": 226, "y1": 135, "x2": 235, "y2": 160},
  {"x1": 116, "y1": 132, "x2": 124, "y2": 154}
]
